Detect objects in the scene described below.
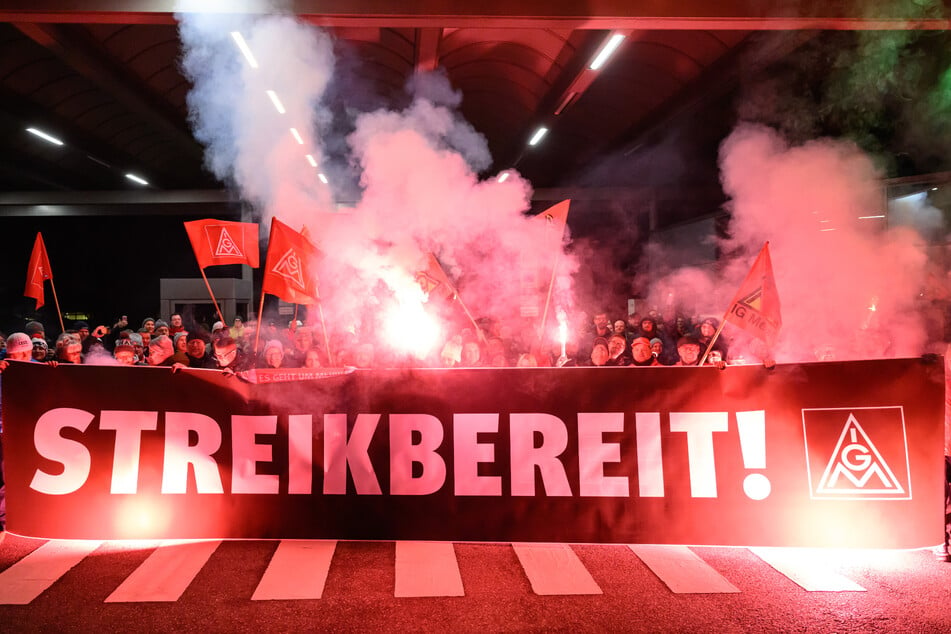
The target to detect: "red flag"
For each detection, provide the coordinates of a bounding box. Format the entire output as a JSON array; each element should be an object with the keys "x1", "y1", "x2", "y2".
[
  {"x1": 184, "y1": 219, "x2": 260, "y2": 268},
  {"x1": 262, "y1": 218, "x2": 320, "y2": 304},
  {"x1": 415, "y1": 252, "x2": 456, "y2": 299},
  {"x1": 724, "y1": 242, "x2": 782, "y2": 346},
  {"x1": 531, "y1": 199, "x2": 570, "y2": 242},
  {"x1": 24, "y1": 232, "x2": 53, "y2": 309}
]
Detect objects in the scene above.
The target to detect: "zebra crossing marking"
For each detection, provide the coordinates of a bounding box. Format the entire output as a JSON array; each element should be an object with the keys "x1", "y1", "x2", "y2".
[
  {"x1": 511, "y1": 543, "x2": 602, "y2": 595},
  {"x1": 0, "y1": 539, "x2": 102, "y2": 605},
  {"x1": 749, "y1": 547, "x2": 866, "y2": 591},
  {"x1": 104, "y1": 539, "x2": 222, "y2": 602},
  {"x1": 394, "y1": 541, "x2": 465, "y2": 597},
  {"x1": 251, "y1": 540, "x2": 337, "y2": 600},
  {"x1": 629, "y1": 545, "x2": 741, "y2": 593}
]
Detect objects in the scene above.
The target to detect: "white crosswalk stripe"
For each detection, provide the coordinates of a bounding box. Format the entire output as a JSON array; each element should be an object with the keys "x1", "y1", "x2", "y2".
[
  {"x1": 252, "y1": 540, "x2": 337, "y2": 600},
  {"x1": 0, "y1": 539, "x2": 874, "y2": 604},
  {"x1": 105, "y1": 539, "x2": 222, "y2": 602}
]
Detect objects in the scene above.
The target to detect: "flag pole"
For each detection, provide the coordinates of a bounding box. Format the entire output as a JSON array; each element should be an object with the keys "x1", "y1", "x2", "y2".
[
  {"x1": 253, "y1": 292, "x2": 266, "y2": 353},
  {"x1": 538, "y1": 250, "x2": 560, "y2": 341},
  {"x1": 454, "y1": 292, "x2": 486, "y2": 343},
  {"x1": 199, "y1": 267, "x2": 226, "y2": 326},
  {"x1": 316, "y1": 300, "x2": 334, "y2": 366},
  {"x1": 48, "y1": 278, "x2": 65, "y2": 332}
]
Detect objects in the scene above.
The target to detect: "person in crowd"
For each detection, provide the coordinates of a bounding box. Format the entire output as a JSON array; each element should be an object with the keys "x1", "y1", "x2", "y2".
[
  {"x1": 440, "y1": 335, "x2": 462, "y2": 367},
  {"x1": 73, "y1": 321, "x2": 90, "y2": 342},
  {"x1": 613, "y1": 319, "x2": 628, "y2": 341},
  {"x1": 141, "y1": 317, "x2": 156, "y2": 333},
  {"x1": 147, "y1": 335, "x2": 175, "y2": 367},
  {"x1": 113, "y1": 339, "x2": 137, "y2": 365},
  {"x1": 303, "y1": 348, "x2": 322, "y2": 368},
  {"x1": 3, "y1": 333, "x2": 34, "y2": 363},
  {"x1": 82, "y1": 324, "x2": 109, "y2": 356},
  {"x1": 212, "y1": 321, "x2": 226, "y2": 337},
  {"x1": 285, "y1": 327, "x2": 314, "y2": 367},
  {"x1": 605, "y1": 334, "x2": 631, "y2": 366},
  {"x1": 696, "y1": 317, "x2": 728, "y2": 359},
  {"x1": 584, "y1": 337, "x2": 610, "y2": 366},
  {"x1": 137, "y1": 328, "x2": 152, "y2": 349},
  {"x1": 630, "y1": 336, "x2": 661, "y2": 367},
  {"x1": 213, "y1": 335, "x2": 252, "y2": 374},
  {"x1": 172, "y1": 332, "x2": 189, "y2": 365},
  {"x1": 230, "y1": 316, "x2": 246, "y2": 340},
  {"x1": 484, "y1": 336, "x2": 509, "y2": 367},
  {"x1": 55, "y1": 333, "x2": 82, "y2": 364},
  {"x1": 261, "y1": 339, "x2": 286, "y2": 369},
  {"x1": 590, "y1": 311, "x2": 613, "y2": 342},
  {"x1": 24, "y1": 320, "x2": 45, "y2": 344},
  {"x1": 169, "y1": 313, "x2": 185, "y2": 336},
  {"x1": 674, "y1": 336, "x2": 702, "y2": 366},
  {"x1": 128, "y1": 332, "x2": 146, "y2": 364},
  {"x1": 153, "y1": 319, "x2": 170, "y2": 338},
  {"x1": 32, "y1": 338, "x2": 48, "y2": 362},
  {"x1": 459, "y1": 338, "x2": 482, "y2": 367},
  {"x1": 353, "y1": 342, "x2": 376, "y2": 368},
  {"x1": 185, "y1": 331, "x2": 214, "y2": 368}
]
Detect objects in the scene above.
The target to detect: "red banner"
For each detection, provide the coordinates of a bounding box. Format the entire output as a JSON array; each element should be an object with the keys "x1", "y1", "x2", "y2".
[
  {"x1": 0, "y1": 359, "x2": 944, "y2": 547},
  {"x1": 184, "y1": 219, "x2": 260, "y2": 269}
]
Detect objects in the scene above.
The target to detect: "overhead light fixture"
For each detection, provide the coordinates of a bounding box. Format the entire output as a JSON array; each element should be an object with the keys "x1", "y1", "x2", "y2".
[
  {"x1": 858, "y1": 215, "x2": 886, "y2": 219},
  {"x1": 318, "y1": 173, "x2": 328, "y2": 184},
  {"x1": 230, "y1": 31, "x2": 259, "y2": 69},
  {"x1": 266, "y1": 90, "x2": 285, "y2": 114},
  {"x1": 290, "y1": 128, "x2": 304, "y2": 144},
  {"x1": 305, "y1": 154, "x2": 317, "y2": 167},
  {"x1": 931, "y1": 187, "x2": 938, "y2": 191},
  {"x1": 589, "y1": 33, "x2": 626, "y2": 71},
  {"x1": 498, "y1": 172, "x2": 510, "y2": 183},
  {"x1": 528, "y1": 127, "x2": 548, "y2": 146},
  {"x1": 125, "y1": 173, "x2": 148, "y2": 186},
  {"x1": 26, "y1": 127, "x2": 64, "y2": 146}
]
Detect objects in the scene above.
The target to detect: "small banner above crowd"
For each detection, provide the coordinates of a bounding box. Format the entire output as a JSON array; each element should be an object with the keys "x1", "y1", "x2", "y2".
[{"x1": 2, "y1": 359, "x2": 944, "y2": 547}]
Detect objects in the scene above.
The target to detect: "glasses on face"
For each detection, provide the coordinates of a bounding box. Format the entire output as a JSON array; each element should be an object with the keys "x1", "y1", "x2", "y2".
[{"x1": 215, "y1": 347, "x2": 237, "y2": 362}]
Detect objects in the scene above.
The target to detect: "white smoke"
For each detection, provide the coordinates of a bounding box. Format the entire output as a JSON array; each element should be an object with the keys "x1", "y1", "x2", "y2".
[{"x1": 176, "y1": 11, "x2": 576, "y2": 359}]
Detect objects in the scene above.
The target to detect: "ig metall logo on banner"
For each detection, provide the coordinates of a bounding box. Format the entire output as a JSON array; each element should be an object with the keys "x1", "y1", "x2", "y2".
[{"x1": 801, "y1": 406, "x2": 912, "y2": 501}]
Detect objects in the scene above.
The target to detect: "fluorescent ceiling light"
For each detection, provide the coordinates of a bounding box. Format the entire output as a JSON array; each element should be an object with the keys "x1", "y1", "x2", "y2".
[
  {"x1": 125, "y1": 173, "x2": 148, "y2": 186},
  {"x1": 230, "y1": 31, "x2": 259, "y2": 68},
  {"x1": 858, "y1": 215, "x2": 886, "y2": 219},
  {"x1": 498, "y1": 172, "x2": 510, "y2": 183},
  {"x1": 266, "y1": 90, "x2": 285, "y2": 114},
  {"x1": 318, "y1": 173, "x2": 328, "y2": 184},
  {"x1": 305, "y1": 154, "x2": 317, "y2": 167},
  {"x1": 589, "y1": 33, "x2": 626, "y2": 71},
  {"x1": 26, "y1": 127, "x2": 64, "y2": 146},
  {"x1": 528, "y1": 127, "x2": 548, "y2": 146},
  {"x1": 290, "y1": 128, "x2": 304, "y2": 144}
]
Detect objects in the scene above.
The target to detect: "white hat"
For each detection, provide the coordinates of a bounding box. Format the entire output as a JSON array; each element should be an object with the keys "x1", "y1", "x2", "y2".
[
  {"x1": 212, "y1": 321, "x2": 225, "y2": 332},
  {"x1": 6, "y1": 332, "x2": 32, "y2": 354}
]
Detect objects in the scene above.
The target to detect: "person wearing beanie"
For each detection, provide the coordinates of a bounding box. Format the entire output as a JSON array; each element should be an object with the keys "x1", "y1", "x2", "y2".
[
  {"x1": 24, "y1": 320, "x2": 45, "y2": 342},
  {"x1": 171, "y1": 332, "x2": 189, "y2": 365},
  {"x1": 630, "y1": 336, "x2": 661, "y2": 367},
  {"x1": 31, "y1": 338, "x2": 49, "y2": 362},
  {"x1": 154, "y1": 319, "x2": 170, "y2": 337},
  {"x1": 261, "y1": 339, "x2": 286, "y2": 369},
  {"x1": 141, "y1": 317, "x2": 156, "y2": 333},
  {"x1": 113, "y1": 339, "x2": 137, "y2": 365},
  {"x1": 584, "y1": 337, "x2": 610, "y2": 366},
  {"x1": 147, "y1": 334, "x2": 175, "y2": 367},
  {"x1": 675, "y1": 336, "x2": 702, "y2": 366},
  {"x1": 184, "y1": 331, "x2": 214, "y2": 368}
]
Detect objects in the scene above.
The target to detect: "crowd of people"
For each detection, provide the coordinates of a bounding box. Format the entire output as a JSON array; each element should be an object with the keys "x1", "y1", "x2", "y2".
[{"x1": 0, "y1": 305, "x2": 761, "y2": 374}]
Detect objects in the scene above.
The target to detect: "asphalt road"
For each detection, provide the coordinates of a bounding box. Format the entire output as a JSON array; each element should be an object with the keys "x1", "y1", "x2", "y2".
[{"x1": 1, "y1": 532, "x2": 950, "y2": 633}]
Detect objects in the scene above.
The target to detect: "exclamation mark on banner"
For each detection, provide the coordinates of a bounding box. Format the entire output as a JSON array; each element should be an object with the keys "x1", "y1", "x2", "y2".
[{"x1": 736, "y1": 410, "x2": 771, "y2": 500}]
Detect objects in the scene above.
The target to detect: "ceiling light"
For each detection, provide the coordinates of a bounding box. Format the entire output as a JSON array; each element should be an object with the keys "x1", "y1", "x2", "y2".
[
  {"x1": 589, "y1": 33, "x2": 626, "y2": 71},
  {"x1": 26, "y1": 127, "x2": 64, "y2": 146},
  {"x1": 266, "y1": 90, "x2": 285, "y2": 114},
  {"x1": 290, "y1": 128, "x2": 304, "y2": 144},
  {"x1": 305, "y1": 154, "x2": 317, "y2": 167},
  {"x1": 858, "y1": 215, "x2": 886, "y2": 219},
  {"x1": 318, "y1": 173, "x2": 328, "y2": 184},
  {"x1": 230, "y1": 31, "x2": 259, "y2": 68},
  {"x1": 498, "y1": 172, "x2": 510, "y2": 183},
  {"x1": 931, "y1": 187, "x2": 938, "y2": 191},
  {"x1": 528, "y1": 127, "x2": 548, "y2": 146},
  {"x1": 125, "y1": 173, "x2": 148, "y2": 186}
]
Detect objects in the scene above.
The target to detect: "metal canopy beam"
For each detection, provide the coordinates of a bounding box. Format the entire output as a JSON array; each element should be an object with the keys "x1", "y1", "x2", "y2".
[{"x1": 0, "y1": 0, "x2": 948, "y2": 29}]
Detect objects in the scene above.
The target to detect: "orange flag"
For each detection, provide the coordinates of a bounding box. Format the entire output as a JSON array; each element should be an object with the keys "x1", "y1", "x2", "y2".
[
  {"x1": 24, "y1": 232, "x2": 53, "y2": 309},
  {"x1": 724, "y1": 242, "x2": 782, "y2": 346},
  {"x1": 184, "y1": 219, "x2": 260, "y2": 269},
  {"x1": 531, "y1": 199, "x2": 570, "y2": 242},
  {"x1": 415, "y1": 252, "x2": 456, "y2": 299},
  {"x1": 262, "y1": 218, "x2": 320, "y2": 304}
]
